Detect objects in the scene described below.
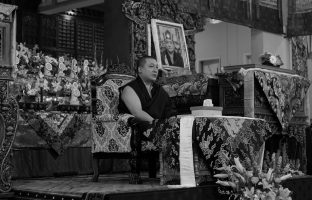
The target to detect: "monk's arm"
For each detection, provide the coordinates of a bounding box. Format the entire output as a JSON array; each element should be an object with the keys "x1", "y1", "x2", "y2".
[{"x1": 121, "y1": 86, "x2": 154, "y2": 123}]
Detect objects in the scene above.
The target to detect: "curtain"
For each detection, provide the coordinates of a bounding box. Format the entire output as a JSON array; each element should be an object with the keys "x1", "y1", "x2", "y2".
[
  {"x1": 192, "y1": 0, "x2": 283, "y2": 34},
  {"x1": 288, "y1": 0, "x2": 312, "y2": 36},
  {"x1": 252, "y1": 0, "x2": 283, "y2": 34}
]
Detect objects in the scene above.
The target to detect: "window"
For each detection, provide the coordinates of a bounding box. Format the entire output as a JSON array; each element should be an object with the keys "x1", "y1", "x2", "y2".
[{"x1": 198, "y1": 57, "x2": 221, "y2": 76}]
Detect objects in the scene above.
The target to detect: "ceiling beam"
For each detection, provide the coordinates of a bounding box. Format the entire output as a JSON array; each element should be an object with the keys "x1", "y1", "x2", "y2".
[{"x1": 39, "y1": 0, "x2": 105, "y2": 15}]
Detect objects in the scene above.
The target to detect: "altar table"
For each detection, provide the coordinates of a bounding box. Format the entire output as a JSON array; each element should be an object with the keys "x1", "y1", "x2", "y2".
[{"x1": 155, "y1": 115, "x2": 271, "y2": 186}]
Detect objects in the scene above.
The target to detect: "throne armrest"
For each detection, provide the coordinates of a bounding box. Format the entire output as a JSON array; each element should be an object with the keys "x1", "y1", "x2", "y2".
[{"x1": 93, "y1": 113, "x2": 135, "y2": 123}]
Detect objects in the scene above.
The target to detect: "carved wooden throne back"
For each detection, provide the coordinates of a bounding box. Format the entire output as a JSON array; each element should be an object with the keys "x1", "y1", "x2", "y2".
[{"x1": 122, "y1": 0, "x2": 205, "y2": 73}]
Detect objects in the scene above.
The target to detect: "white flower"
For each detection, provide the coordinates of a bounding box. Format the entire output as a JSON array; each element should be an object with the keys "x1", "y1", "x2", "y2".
[
  {"x1": 45, "y1": 56, "x2": 52, "y2": 63},
  {"x1": 72, "y1": 82, "x2": 79, "y2": 88},
  {"x1": 16, "y1": 56, "x2": 20, "y2": 65},
  {"x1": 269, "y1": 55, "x2": 277, "y2": 65},
  {"x1": 216, "y1": 180, "x2": 230, "y2": 187},
  {"x1": 38, "y1": 71, "x2": 44, "y2": 79},
  {"x1": 234, "y1": 157, "x2": 245, "y2": 173},
  {"x1": 279, "y1": 174, "x2": 292, "y2": 181},
  {"x1": 213, "y1": 174, "x2": 229, "y2": 178},
  {"x1": 64, "y1": 82, "x2": 72, "y2": 90},
  {"x1": 72, "y1": 64, "x2": 78, "y2": 72},
  {"x1": 45, "y1": 63, "x2": 52, "y2": 71},
  {"x1": 72, "y1": 59, "x2": 77, "y2": 66},
  {"x1": 72, "y1": 88, "x2": 80, "y2": 97},
  {"x1": 83, "y1": 59, "x2": 89, "y2": 66},
  {"x1": 58, "y1": 56, "x2": 65, "y2": 63},
  {"x1": 58, "y1": 71, "x2": 65, "y2": 77},
  {"x1": 27, "y1": 89, "x2": 38, "y2": 96},
  {"x1": 52, "y1": 80, "x2": 62, "y2": 92},
  {"x1": 59, "y1": 63, "x2": 66, "y2": 70}
]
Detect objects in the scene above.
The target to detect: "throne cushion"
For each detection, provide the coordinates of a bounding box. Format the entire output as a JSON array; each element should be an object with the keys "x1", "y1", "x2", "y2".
[{"x1": 91, "y1": 113, "x2": 134, "y2": 153}]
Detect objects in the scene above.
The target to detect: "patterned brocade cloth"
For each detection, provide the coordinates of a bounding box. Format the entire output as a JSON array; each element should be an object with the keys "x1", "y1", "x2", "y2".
[
  {"x1": 254, "y1": 70, "x2": 310, "y2": 129},
  {"x1": 143, "y1": 116, "x2": 270, "y2": 185},
  {"x1": 193, "y1": 116, "x2": 270, "y2": 172},
  {"x1": 239, "y1": 68, "x2": 310, "y2": 129},
  {"x1": 19, "y1": 110, "x2": 91, "y2": 155}
]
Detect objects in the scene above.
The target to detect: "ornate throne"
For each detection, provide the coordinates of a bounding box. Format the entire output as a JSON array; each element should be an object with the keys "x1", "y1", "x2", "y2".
[{"x1": 0, "y1": 3, "x2": 19, "y2": 195}]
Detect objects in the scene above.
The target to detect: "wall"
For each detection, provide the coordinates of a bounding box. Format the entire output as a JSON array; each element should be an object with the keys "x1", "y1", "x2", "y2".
[
  {"x1": 251, "y1": 30, "x2": 292, "y2": 69},
  {"x1": 195, "y1": 20, "x2": 292, "y2": 72},
  {"x1": 194, "y1": 20, "x2": 251, "y2": 73}
]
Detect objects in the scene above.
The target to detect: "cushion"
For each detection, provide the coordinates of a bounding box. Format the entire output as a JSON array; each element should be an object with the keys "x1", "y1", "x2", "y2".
[{"x1": 91, "y1": 113, "x2": 133, "y2": 153}]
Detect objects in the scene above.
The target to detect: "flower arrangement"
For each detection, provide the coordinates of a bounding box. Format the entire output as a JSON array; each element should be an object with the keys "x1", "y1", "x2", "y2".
[
  {"x1": 260, "y1": 52, "x2": 283, "y2": 67},
  {"x1": 13, "y1": 43, "x2": 106, "y2": 106},
  {"x1": 213, "y1": 151, "x2": 303, "y2": 200}
]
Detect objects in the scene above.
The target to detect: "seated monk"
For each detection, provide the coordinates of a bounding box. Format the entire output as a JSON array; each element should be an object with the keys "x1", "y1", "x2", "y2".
[{"x1": 118, "y1": 56, "x2": 176, "y2": 128}]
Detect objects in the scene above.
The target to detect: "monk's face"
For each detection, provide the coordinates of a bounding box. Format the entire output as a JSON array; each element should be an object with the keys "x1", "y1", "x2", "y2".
[
  {"x1": 165, "y1": 39, "x2": 174, "y2": 53},
  {"x1": 139, "y1": 58, "x2": 159, "y2": 82}
]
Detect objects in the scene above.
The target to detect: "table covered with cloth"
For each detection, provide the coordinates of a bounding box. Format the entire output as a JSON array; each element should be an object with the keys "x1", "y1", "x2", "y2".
[
  {"x1": 17, "y1": 110, "x2": 91, "y2": 155},
  {"x1": 141, "y1": 115, "x2": 270, "y2": 185}
]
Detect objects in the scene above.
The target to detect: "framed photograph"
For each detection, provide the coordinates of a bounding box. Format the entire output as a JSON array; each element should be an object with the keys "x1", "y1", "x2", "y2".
[{"x1": 151, "y1": 19, "x2": 190, "y2": 72}]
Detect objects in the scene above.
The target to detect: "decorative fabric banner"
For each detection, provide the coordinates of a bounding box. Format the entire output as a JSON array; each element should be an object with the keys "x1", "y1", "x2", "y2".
[
  {"x1": 193, "y1": 116, "x2": 269, "y2": 173},
  {"x1": 0, "y1": 3, "x2": 17, "y2": 16},
  {"x1": 179, "y1": 116, "x2": 196, "y2": 187},
  {"x1": 20, "y1": 110, "x2": 90, "y2": 155},
  {"x1": 254, "y1": 70, "x2": 310, "y2": 129},
  {"x1": 150, "y1": 116, "x2": 269, "y2": 185},
  {"x1": 288, "y1": 0, "x2": 312, "y2": 36}
]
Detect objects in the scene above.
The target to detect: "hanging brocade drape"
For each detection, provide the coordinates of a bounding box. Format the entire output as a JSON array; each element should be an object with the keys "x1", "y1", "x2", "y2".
[
  {"x1": 252, "y1": 0, "x2": 283, "y2": 34},
  {"x1": 288, "y1": 0, "x2": 312, "y2": 36},
  {"x1": 202, "y1": 0, "x2": 283, "y2": 34},
  {"x1": 205, "y1": 0, "x2": 251, "y2": 27}
]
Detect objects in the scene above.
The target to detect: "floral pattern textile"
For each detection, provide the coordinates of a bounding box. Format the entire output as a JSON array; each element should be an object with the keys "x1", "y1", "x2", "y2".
[
  {"x1": 160, "y1": 73, "x2": 211, "y2": 97},
  {"x1": 138, "y1": 117, "x2": 181, "y2": 185},
  {"x1": 142, "y1": 116, "x2": 269, "y2": 185},
  {"x1": 20, "y1": 110, "x2": 89, "y2": 155},
  {"x1": 254, "y1": 70, "x2": 310, "y2": 129},
  {"x1": 95, "y1": 74, "x2": 135, "y2": 120},
  {"x1": 91, "y1": 113, "x2": 134, "y2": 153},
  {"x1": 193, "y1": 117, "x2": 270, "y2": 173},
  {"x1": 291, "y1": 37, "x2": 308, "y2": 77}
]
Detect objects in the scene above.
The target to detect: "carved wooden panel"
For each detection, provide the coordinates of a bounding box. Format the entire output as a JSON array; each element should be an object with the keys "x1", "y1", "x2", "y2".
[
  {"x1": 0, "y1": 66, "x2": 18, "y2": 192},
  {"x1": 40, "y1": 14, "x2": 57, "y2": 49},
  {"x1": 122, "y1": 0, "x2": 205, "y2": 73},
  {"x1": 22, "y1": 12, "x2": 39, "y2": 45},
  {"x1": 77, "y1": 20, "x2": 94, "y2": 52},
  {"x1": 0, "y1": 27, "x2": 3, "y2": 62},
  {"x1": 57, "y1": 15, "x2": 75, "y2": 50},
  {"x1": 94, "y1": 23, "x2": 105, "y2": 53}
]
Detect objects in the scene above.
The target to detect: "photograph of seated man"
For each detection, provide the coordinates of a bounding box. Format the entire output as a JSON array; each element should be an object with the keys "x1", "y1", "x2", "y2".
[{"x1": 161, "y1": 30, "x2": 184, "y2": 68}]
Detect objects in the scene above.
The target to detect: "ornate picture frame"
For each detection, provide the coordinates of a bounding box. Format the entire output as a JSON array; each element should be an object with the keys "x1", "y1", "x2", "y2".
[{"x1": 151, "y1": 19, "x2": 190, "y2": 72}]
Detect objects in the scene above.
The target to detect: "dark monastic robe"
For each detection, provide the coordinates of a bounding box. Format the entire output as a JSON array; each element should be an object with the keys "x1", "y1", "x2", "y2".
[
  {"x1": 118, "y1": 76, "x2": 176, "y2": 120},
  {"x1": 161, "y1": 50, "x2": 184, "y2": 68}
]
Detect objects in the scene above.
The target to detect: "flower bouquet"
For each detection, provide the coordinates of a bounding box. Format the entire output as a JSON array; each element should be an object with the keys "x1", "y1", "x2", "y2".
[
  {"x1": 260, "y1": 52, "x2": 283, "y2": 67},
  {"x1": 13, "y1": 43, "x2": 104, "y2": 106},
  {"x1": 214, "y1": 152, "x2": 299, "y2": 200}
]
